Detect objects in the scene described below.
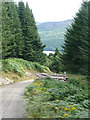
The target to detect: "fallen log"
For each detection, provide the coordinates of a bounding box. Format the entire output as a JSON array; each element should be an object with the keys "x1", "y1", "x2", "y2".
[{"x1": 36, "y1": 73, "x2": 68, "y2": 81}]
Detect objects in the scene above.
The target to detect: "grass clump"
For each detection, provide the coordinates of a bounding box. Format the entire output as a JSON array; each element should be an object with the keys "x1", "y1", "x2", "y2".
[
  {"x1": 25, "y1": 75, "x2": 89, "y2": 118},
  {"x1": 2, "y1": 58, "x2": 51, "y2": 77}
]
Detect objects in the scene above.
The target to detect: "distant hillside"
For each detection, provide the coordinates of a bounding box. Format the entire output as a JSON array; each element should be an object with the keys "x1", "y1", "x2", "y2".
[{"x1": 37, "y1": 19, "x2": 73, "y2": 51}]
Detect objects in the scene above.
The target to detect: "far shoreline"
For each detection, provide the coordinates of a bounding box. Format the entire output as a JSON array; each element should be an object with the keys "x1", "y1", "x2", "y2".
[{"x1": 43, "y1": 51, "x2": 55, "y2": 55}]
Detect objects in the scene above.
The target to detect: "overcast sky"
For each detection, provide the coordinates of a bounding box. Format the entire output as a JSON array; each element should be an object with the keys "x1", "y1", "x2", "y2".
[{"x1": 14, "y1": 0, "x2": 83, "y2": 22}]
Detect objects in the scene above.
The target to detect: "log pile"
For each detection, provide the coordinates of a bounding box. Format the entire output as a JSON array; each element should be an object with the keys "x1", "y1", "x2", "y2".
[{"x1": 36, "y1": 73, "x2": 68, "y2": 81}]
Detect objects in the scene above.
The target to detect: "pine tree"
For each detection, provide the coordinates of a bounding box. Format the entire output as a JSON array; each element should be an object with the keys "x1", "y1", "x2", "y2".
[
  {"x1": 2, "y1": 2, "x2": 23, "y2": 58},
  {"x1": 50, "y1": 48, "x2": 62, "y2": 73},
  {"x1": 11, "y1": 2, "x2": 23, "y2": 58},
  {"x1": 88, "y1": 0, "x2": 90, "y2": 77},
  {"x1": 0, "y1": 1, "x2": 2, "y2": 59},
  {"x1": 54, "y1": 48, "x2": 60, "y2": 57},
  {"x1": 62, "y1": 1, "x2": 89, "y2": 75},
  {"x1": 2, "y1": 1, "x2": 45, "y2": 64},
  {"x1": 2, "y1": 2, "x2": 11, "y2": 58},
  {"x1": 18, "y1": 2, "x2": 45, "y2": 64},
  {"x1": 17, "y1": 1, "x2": 27, "y2": 57}
]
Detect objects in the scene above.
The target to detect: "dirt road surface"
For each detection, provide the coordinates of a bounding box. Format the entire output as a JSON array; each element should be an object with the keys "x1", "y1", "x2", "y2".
[{"x1": 0, "y1": 79, "x2": 34, "y2": 119}]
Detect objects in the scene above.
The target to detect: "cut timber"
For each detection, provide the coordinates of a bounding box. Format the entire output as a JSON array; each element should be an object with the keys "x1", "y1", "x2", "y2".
[{"x1": 36, "y1": 73, "x2": 68, "y2": 81}]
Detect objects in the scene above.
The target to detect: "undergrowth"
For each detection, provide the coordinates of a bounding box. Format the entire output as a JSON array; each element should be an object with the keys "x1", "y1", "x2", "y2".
[
  {"x1": 25, "y1": 75, "x2": 89, "y2": 118},
  {"x1": 2, "y1": 58, "x2": 51, "y2": 77}
]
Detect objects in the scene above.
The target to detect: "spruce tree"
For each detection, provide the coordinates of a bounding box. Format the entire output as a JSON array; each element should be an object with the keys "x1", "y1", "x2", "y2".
[
  {"x1": 54, "y1": 48, "x2": 60, "y2": 57},
  {"x1": 18, "y1": 2, "x2": 45, "y2": 64},
  {"x1": 17, "y1": 1, "x2": 27, "y2": 57},
  {"x1": 2, "y1": 1, "x2": 45, "y2": 64},
  {"x1": 50, "y1": 48, "x2": 62, "y2": 73},
  {"x1": 25, "y1": 3, "x2": 45, "y2": 64},
  {"x1": 0, "y1": 1, "x2": 2, "y2": 59},
  {"x1": 2, "y1": 2, "x2": 23, "y2": 58},
  {"x1": 62, "y1": 1, "x2": 89, "y2": 75},
  {"x1": 88, "y1": 0, "x2": 90, "y2": 77},
  {"x1": 2, "y1": 2, "x2": 11, "y2": 58}
]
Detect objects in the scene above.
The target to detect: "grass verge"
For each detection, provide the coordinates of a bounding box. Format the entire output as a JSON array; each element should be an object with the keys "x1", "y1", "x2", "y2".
[
  {"x1": 1, "y1": 58, "x2": 51, "y2": 84},
  {"x1": 25, "y1": 75, "x2": 89, "y2": 118}
]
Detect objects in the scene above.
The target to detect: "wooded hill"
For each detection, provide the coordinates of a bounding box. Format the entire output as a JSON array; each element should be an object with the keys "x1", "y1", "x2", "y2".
[{"x1": 37, "y1": 20, "x2": 72, "y2": 51}]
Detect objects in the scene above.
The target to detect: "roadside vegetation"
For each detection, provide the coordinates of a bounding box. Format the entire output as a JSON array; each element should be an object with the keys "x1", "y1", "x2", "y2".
[
  {"x1": 1, "y1": 58, "x2": 51, "y2": 82},
  {"x1": 25, "y1": 75, "x2": 89, "y2": 118}
]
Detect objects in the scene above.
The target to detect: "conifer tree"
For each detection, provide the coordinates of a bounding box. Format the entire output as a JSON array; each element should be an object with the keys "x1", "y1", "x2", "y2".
[
  {"x1": 2, "y1": 2, "x2": 23, "y2": 58},
  {"x1": 50, "y1": 48, "x2": 62, "y2": 73},
  {"x1": 0, "y1": 1, "x2": 2, "y2": 59},
  {"x1": 88, "y1": 0, "x2": 90, "y2": 77},
  {"x1": 62, "y1": 1, "x2": 89, "y2": 75},
  {"x1": 2, "y1": 1, "x2": 45, "y2": 64},
  {"x1": 54, "y1": 48, "x2": 60, "y2": 57},
  {"x1": 18, "y1": 2, "x2": 45, "y2": 64},
  {"x1": 2, "y1": 2, "x2": 12, "y2": 58}
]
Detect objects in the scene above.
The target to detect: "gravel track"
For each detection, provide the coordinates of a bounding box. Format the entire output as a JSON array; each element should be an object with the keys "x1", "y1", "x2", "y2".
[{"x1": 0, "y1": 79, "x2": 34, "y2": 119}]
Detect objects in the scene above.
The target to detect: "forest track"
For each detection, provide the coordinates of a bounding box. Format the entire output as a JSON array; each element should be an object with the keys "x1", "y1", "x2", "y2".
[{"x1": 0, "y1": 79, "x2": 34, "y2": 119}]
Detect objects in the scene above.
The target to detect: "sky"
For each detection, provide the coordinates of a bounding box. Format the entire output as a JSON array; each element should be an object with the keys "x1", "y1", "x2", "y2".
[{"x1": 14, "y1": 0, "x2": 83, "y2": 22}]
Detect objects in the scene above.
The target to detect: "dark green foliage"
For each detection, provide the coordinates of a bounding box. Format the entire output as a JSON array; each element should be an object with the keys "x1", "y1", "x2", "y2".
[
  {"x1": 49, "y1": 56, "x2": 61, "y2": 73},
  {"x1": 0, "y1": 1, "x2": 2, "y2": 59},
  {"x1": 2, "y1": 1, "x2": 45, "y2": 65},
  {"x1": 62, "y1": 1, "x2": 89, "y2": 75},
  {"x1": 88, "y1": 1, "x2": 90, "y2": 78},
  {"x1": 2, "y1": 2, "x2": 23, "y2": 58},
  {"x1": 17, "y1": 2, "x2": 30, "y2": 59},
  {"x1": 17, "y1": 2, "x2": 45, "y2": 64},
  {"x1": 49, "y1": 48, "x2": 63, "y2": 73},
  {"x1": 54, "y1": 48, "x2": 60, "y2": 57}
]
